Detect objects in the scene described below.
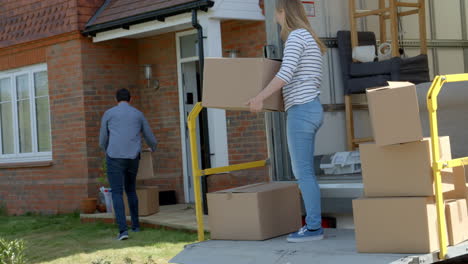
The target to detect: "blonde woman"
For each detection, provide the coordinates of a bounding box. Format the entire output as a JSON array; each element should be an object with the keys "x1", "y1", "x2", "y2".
[{"x1": 247, "y1": 0, "x2": 327, "y2": 242}]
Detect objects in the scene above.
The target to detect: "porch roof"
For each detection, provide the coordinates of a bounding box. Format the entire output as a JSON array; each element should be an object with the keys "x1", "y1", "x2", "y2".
[{"x1": 83, "y1": 0, "x2": 214, "y2": 37}]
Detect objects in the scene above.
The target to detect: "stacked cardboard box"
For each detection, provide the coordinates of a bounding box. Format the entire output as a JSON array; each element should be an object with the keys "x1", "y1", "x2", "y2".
[
  {"x1": 353, "y1": 82, "x2": 468, "y2": 254},
  {"x1": 129, "y1": 150, "x2": 160, "y2": 216},
  {"x1": 124, "y1": 186, "x2": 159, "y2": 216}
]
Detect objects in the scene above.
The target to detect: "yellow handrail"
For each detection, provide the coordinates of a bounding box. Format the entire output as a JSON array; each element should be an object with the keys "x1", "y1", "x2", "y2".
[
  {"x1": 187, "y1": 102, "x2": 269, "y2": 241},
  {"x1": 427, "y1": 73, "x2": 468, "y2": 260}
]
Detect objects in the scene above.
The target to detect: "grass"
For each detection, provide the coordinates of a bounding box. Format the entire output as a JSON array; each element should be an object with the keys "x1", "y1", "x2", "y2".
[{"x1": 0, "y1": 213, "x2": 198, "y2": 264}]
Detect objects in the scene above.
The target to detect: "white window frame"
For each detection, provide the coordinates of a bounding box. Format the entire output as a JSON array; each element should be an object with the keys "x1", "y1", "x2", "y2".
[{"x1": 0, "y1": 63, "x2": 52, "y2": 163}]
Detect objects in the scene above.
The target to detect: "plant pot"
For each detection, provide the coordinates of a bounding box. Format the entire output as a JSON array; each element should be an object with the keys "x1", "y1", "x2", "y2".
[
  {"x1": 81, "y1": 198, "x2": 97, "y2": 214},
  {"x1": 96, "y1": 204, "x2": 106, "y2": 213}
]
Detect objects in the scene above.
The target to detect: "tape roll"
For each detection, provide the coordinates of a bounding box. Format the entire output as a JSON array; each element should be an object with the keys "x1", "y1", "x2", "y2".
[{"x1": 378, "y1": 42, "x2": 392, "y2": 61}]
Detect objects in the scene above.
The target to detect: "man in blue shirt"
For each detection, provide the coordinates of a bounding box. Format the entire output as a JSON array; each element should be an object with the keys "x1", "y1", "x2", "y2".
[{"x1": 99, "y1": 88, "x2": 158, "y2": 240}]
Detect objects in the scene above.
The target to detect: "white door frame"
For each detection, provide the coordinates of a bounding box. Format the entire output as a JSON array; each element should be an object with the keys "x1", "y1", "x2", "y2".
[
  {"x1": 176, "y1": 29, "x2": 199, "y2": 203},
  {"x1": 176, "y1": 21, "x2": 230, "y2": 203},
  {"x1": 199, "y1": 17, "x2": 229, "y2": 171}
]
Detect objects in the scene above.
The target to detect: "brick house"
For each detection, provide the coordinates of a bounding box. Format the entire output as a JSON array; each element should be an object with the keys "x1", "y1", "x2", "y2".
[{"x1": 0, "y1": 0, "x2": 271, "y2": 215}]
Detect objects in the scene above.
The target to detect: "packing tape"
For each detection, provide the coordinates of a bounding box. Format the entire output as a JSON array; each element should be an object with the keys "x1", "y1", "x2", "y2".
[{"x1": 378, "y1": 42, "x2": 392, "y2": 61}]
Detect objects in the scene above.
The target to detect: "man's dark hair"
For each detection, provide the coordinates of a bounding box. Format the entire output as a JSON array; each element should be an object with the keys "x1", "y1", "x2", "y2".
[{"x1": 116, "y1": 88, "x2": 131, "y2": 102}]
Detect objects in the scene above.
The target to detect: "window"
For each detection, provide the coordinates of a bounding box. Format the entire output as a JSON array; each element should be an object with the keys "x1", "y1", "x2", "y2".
[
  {"x1": 179, "y1": 34, "x2": 198, "y2": 59},
  {"x1": 0, "y1": 64, "x2": 51, "y2": 163}
]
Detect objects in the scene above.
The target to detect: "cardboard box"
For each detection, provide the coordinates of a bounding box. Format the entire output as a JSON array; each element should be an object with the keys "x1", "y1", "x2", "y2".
[
  {"x1": 446, "y1": 199, "x2": 468, "y2": 246},
  {"x1": 202, "y1": 58, "x2": 284, "y2": 111},
  {"x1": 124, "y1": 186, "x2": 159, "y2": 216},
  {"x1": 207, "y1": 182, "x2": 301, "y2": 240},
  {"x1": 445, "y1": 166, "x2": 468, "y2": 200},
  {"x1": 360, "y1": 136, "x2": 454, "y2": 197},
  {"x1": 366, "y1": 82, "x2": 423, "y2": 146},
  {"x1": 353, "y1": 197, "x2": 441, "y2": 253},
  {"x1": 137, "y1": 150, "x2": 155, "y2": 180}
]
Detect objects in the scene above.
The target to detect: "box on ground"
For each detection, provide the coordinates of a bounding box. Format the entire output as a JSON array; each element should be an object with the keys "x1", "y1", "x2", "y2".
[
  {"x1": 366, "y1": 81, "x2": 423, "y2": 146},
  {"x1": 360, "y1": 136, "x2": 454, "y2": 197},
  {"x1": 207, "y1": 182, "x2": 301, "y2": 240},
  {"x1": 446, "y1": 198, "x2": 468, "y2": 246},
  {"x1": 137, "y1": 150, "x2": 155, "y2": 180},
  {"x1": 202, "y1": 58, "x2": 284, "y2": 111},
  {"x1": 353, "y1": 197, "x2": 441, "y2": 254},
  {"x1": 124, "y1": 186, "x2": 159, "y2": 216}
]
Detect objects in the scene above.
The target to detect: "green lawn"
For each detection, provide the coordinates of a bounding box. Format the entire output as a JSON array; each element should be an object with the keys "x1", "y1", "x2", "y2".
[{"x1": 0, "y1": 213, "x2": 199, "y2": 264}]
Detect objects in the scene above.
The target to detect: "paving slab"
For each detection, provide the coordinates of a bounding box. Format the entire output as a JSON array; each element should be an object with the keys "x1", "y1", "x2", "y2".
[{"x1": 171, "y1": 229, "x2": 468, "y2": 264}]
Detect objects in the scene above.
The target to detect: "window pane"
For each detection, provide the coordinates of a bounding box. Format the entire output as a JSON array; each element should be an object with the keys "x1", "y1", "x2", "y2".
[
  {"x1": 17, "y1": 100, "x2": 32, "y2": 153},
  {"x1": 36, "y1": 97, "x2": 51, "y2": 152},
  {"x1": 180, "y1": 34, "x2": 198, "y2": 58},
  {"x1": 16, "y1": 74, "x2": 29, "y2": 100},
  {"x1": 0, "y1": 78, "x2": 11, "y2": 102},
  {"x1": 34, "y1": 71, "x2": 48, "y2": 97},
  {"x1": 0, "y1": 102, "x2": 14, "y2": 154}
]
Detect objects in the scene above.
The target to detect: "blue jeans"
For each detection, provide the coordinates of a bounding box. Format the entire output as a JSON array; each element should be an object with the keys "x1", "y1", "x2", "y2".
[
  {"x1": 106, "y1": 155, "x2": 140, "y2": 233},
  {"x1": 287, "y1": 98, "x2": 324, "y2": 230}
]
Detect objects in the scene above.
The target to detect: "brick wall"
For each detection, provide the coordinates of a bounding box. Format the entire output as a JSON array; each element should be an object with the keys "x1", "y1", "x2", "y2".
[
  {"x1": 80, "y1": 37, "x2": 141, "y2": 199},
  {"x1": 137, "y1": 33, "x2": 185, "y2": 203},
  {"x1": 0, "y1": 18, "x2": 271, "y2": 213},
  {"x1": 0, "y1": 34, "x2": 90, "y2": 215},
  {"x1": 134, "y1": 22, "x2": 271, "y2": 198},
  {"x1": 207, "y1": 20, "x2": 270, "y2": 192},
  {"x1": 0, "y1": 33, "x2": 142, "y2": 214},
  {"x1": 0, "y1": 0, "x2": 104, "y2": 48}
]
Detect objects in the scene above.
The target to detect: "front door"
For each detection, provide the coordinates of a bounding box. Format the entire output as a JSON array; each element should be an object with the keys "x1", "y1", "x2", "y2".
[{"x1": 177, "y1": 31, "x2": 211, "y2": 203}]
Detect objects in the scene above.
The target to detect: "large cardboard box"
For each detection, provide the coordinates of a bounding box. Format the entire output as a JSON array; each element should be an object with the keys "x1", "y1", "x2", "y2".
[
  {"x1": 124, "y1": 186, "x2": 159, "y2": 216},
  {"x1": 202, "y1": 58, "x2": 284, "y2": 111},
  {"x1": 353, "y1": 197, "x2": 441, "y2": 253},
  {"x1": 445, "y1": 199, "x2": 468, "y2": 246},
  {"x1": 207, "y1": 182, "x2": 301, "y2": 240},
  {"x1": 137, "y1": 150, "x2": 155, "y2": 180},
  {"x1": 360, "y1": 137, "x2": 454, "y2": 197},
  {"x1": 366, "y1": 82, "x2": 423, "y2": 146}
]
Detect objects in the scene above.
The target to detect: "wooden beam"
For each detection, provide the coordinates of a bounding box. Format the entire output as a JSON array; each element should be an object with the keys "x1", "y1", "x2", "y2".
[
  {"x1": 379, "y1": 0, "x2": 387, "y2": 43},
  {"x1": 396, "y1": 2, "x2": 420, "y2": 8},
  {"x1": 402, "y1": 9, "x2": 419, "y2": 18},
  {"x1": 389, "y1": 0, "x2": 400, "y2": 57},
  {"x1": 383, "y1": 9, "x2": 419, "y2": 19},
  {"x1": 400, "y1": 9, "x2": 420, "y2": 17},
  {"x1": 419, "y1": 0, "x2": 428, "y2": 54},
  {"x1": 349, "y1": 0, "x2": 358, "y2": 58},
  {"x1": 354, "y1": 8, "x2": 389, "y2": 18},
  {"x1": 345, "y1": 95, "x2": 355, "y2": 151}
]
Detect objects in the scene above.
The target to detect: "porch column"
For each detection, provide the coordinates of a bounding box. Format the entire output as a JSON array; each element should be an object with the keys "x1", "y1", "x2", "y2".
[{"x1": 199, "y1": 16, "x2": 229, "y2": 168}]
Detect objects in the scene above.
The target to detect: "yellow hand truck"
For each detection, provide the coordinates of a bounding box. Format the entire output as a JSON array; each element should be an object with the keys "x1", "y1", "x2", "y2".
[
  {"x1": 187, "y1": 102, "x2": 268, "y2": 242},
  {"x1": 427, "y1": 74, "x2": 468, "y2": 260}
]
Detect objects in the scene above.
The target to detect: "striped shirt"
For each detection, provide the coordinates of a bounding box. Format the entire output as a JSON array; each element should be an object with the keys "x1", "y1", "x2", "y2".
[{"x1": 276, "y1": 28, "x2": 323, "y2": 111}]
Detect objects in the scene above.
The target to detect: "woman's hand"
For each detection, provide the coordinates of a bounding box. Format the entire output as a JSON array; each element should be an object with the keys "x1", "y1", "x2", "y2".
[
  {"x1": 246, "y1": 77, "x2": 286, "y2": 113},
  {"x1": 246, "y1": 95, "x2": 264, "y2": 113}
]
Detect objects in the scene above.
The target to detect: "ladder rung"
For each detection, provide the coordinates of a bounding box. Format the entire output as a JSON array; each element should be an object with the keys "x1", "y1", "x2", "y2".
[
  {"x1": 354, "y1": 8, "x2": 389, "y2": 18},
  {"x1": 396, "y1": 2, "x2": 420, "y2": 8}
]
